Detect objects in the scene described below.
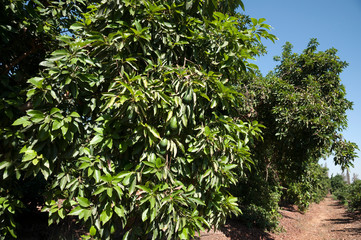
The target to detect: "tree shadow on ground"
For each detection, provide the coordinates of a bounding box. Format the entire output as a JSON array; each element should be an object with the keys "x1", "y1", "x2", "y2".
[
  {"x1": 279, "y1": 203, "x2": 300, "y2": 213},
  {"x1": 219, "y1": 219, "x2": 275, "y2": 240},
  {"x1": 325, "y1": 202, "x2": 361, "y2": 237},
  {"x1": 328, "y1": 202, "x2": 345, "y2": 208}
]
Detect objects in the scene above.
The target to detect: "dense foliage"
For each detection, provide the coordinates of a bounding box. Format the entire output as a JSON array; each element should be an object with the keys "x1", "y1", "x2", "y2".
[
  {"x1": 1, "y1": 0, "x2": 277, "y2": 239},
  {"x1": 285, "y1": 163, "x2": 330, "y2": 211},
  {"x1": 1, "y1": 0, "x2": 90, "y2": 238},
  {"x1": 331, "y1": 174, "x2": 361, "y2": 211},
  {"x1": 0, "y1": 0, "x2": 357, "y2": 239},
  {"x1": 330, "y1": 174, "x2": 348, "y2": 203},
  {"x1": 232, "y1": 39, "x2": 357, "y2": 226},
  {"x1": 348, "y1": 179, "x2": 361, "y2": 211}
]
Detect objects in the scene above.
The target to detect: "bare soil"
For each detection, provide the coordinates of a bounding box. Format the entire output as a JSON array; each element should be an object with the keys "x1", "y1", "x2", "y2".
[{"x1": 199, "y1": 196, "x2": 361, "y2": 240}]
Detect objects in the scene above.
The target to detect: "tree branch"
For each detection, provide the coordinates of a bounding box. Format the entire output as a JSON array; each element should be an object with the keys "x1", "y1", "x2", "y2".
[{"x1": 2, "y1": 39, "x2": 41, "y2": 76}]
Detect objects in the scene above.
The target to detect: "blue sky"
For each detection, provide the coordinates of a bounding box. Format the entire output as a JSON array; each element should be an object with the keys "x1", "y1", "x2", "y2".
[{"x1": 241, "y1": 0, "x2": 361, "y2": 178}]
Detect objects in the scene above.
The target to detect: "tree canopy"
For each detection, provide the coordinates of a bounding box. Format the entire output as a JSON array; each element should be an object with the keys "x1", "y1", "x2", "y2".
[
  {"x1": 1, "y1": 0, "x2": 276, "y2": 239},
  {"x1": 234, "y1": 39, "x2": 357, "y2": 213},
  {"x1": 0, "y1": 0, "x2": 357, "y2": 239}
]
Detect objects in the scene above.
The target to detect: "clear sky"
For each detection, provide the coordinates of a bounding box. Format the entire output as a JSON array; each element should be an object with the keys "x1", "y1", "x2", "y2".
[{"x1": 241, "y1": 0, "x2": 361, "y2": 178}]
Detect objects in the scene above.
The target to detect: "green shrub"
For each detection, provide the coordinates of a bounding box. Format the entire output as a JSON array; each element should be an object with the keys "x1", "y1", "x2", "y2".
[
  {"x1": 286, "y1": 182, "x2": 311, "y2": 212},
  {"x1": 239, "y1": 203, "x2": 280, "y2": 230},
  {"x1": 232, "y1": 171, "x2": 281, "y2": 231},
  {"x1": 333, "y1": 187, "x2": 349, "y2": 204},
  {"x1": 0, "y1": 192, "x2": 24, "y2": 239},
  {"x1": 348, "y1": 180, "x2": 361, "y2": 211},
  {"x1": 284, "y1": 163, "x2": 329, "y2": 212},
  {"x1": 331, "y1": 174, "x2": 346, "y2": 192},
  {"x1": 330, "y1": 174, "x2": 349, "y2": 204}
]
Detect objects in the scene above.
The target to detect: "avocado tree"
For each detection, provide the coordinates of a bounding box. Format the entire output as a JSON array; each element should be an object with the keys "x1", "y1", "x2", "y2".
[
  {"x1": 0, "y1": 0, "x2": 92, "y2": 238},
  {"x1": 270, "y1": 39, "x2": 357, "y2": 185},
  {"x1": 3, "y1": 0, "x2": 276, "y2": 239},
  {"x1": 234, "y1": 39, "x2": 358, "y2": 222}
]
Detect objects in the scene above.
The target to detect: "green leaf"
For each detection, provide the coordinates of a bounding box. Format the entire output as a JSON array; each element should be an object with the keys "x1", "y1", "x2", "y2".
[
  {"x1": 107, "y1": 188, "x2": 113, "y2": 198},
  {"x1": 150, "y1": 207, "x2": 157, "y2": 222},
  {"x1": 114, "y1": 206, "x2": 125, "y2": 218},
  {"x1": 69, "y1": 112, "x2": 81, "y2": 118},
  {"x1": 142, "y1": 208, "x2": 149, "y2": 221},
  {"x1": 59, "y1": 176, "x2": 67, "y2": 190},
  {"x1": 77, "y1": 197, "x2": 90, "y2": 208},
  {"x1": 145, "y1": 124, "x2": 161, "y2": 139},
  {"x1": 210, "y1": 99, "x2": 217, "y2": 108},
  {"x1": 115, "y1": 171, "x2": 133, "y2": 179},
  {"x1": 28, "y1": 77, "x2": 44, "y2": 89},
  {"x1": 251, "y1": 18, "x2": 258, "y2": 26},
  {"x1": 224, "y1": 164, "x2": 238, "y2": 171},
  {"x1": 188, "y1": 197, "x2": 205, "y2": 206},
  {"x1": 70, "y1": 22, "x2": 84, "y2": 30},
  {"x1": 200, "y1": 169, "x2": 212, "y2": 182},
  {"x1": 123, "y1": 231, "x2": 130, "y2": 240},
  {"x1": 48, "y1": 55, "x2": 66, "y2": 62},
  {"x1": 179, "y1": 226, "x2": 189, "y2": 239},
  {"x1": 90, "y1": 135, "x2": 103, "y2": 145},
  {"x1": 32, "y1": 158, "x2": 39, "y2": 165},
  {"x1": 204, "y1": 126, "x2": 211, "y2": 136},
  {"x1": 50, "y1": 108, "x2": 61, "y2": 115},
  {"x1": 0, "y1": 161, "x2": 10, "y2": 170},
  {"x1": 7, "y1": 226, "x2": 17, "y2": 238},
  {"x1": 39, "y1": 60, "x2": 55, "y2": 68},
  {"x1": 61, "y1": 125, "x2": 68, "y2": 136},
  {"x1": 83, "y1": 209, "x2": 92, "y2": 221},
  {"x1": 52, "y1": 120, "x2": 63, "y2": 131},
  {"x1": 100, "y1": 208, "x2": 113, "y2": 224},
  {"x1": 166, "y1": 110, "x2": 173, "y2": 122},
  {"x1": 27, "y1": 89, "x2": 36, "y2": 99},
  {"x1": 100, "y1": 174, "x2": 112, "y2": 183},
  {"x1": 51, "y1": 49, "x2": 69, "y2": 56},
  {"x1": 137, "y1": 185, "x2": 151, "y2": 193},
  {"x1": 12, "y1": 116, "x2": 31, "y2": 126},
  {"x1": 129, "y1": 176, "x2": 136, "y2": 195},
  {"x1": 89, "y1": 226, "x2": 97, "y2": 236},
  {"x1": 94, "y1": 169, "x2": 101, "y2": 183},
  {"x1": 114, "y1": 185, "x2": 124, "y2": 198},
  {"x1": 58, "y1": 208, "x2": 66, "y2": 219},
  {"x1": 94, "y1": 186, "x2": 107, "y2": 195},
  {"x1": 27, "y1": 110, "x2": 45, "y2": 122},
  {"x1": 22, "y1": 149, "x2": 37, "y2": 162},
  {"x1": 32, "y1": 0, "x2": 45, "y2": 7},
  {"x1": 68, "y1": 206, "x2": 83, "y2": 216}
]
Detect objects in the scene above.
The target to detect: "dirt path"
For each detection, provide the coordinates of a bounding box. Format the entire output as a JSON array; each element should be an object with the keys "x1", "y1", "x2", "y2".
[{"x1": 199, "y1": 196, "x2": 361, "y2": 240}]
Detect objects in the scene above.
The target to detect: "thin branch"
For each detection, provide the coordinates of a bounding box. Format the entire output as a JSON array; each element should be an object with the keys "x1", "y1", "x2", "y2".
[{"x1": 2, "y1": 39, "x2": 42, "y2": 76}]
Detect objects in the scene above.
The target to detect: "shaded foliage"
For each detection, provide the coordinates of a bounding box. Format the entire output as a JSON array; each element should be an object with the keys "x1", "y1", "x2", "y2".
[
  {"x1": 1, "y1": 0, "x2": 276, "y2": 239},
  {"x1": 330, "y1": 174, "x2": 349, "y2": 204},
  {"x1": 331, "y1": 174, "x2": 361, "y2": 211},
  {"x1": 0, "y1": 0, "x2": 92, "y2": 238},
  {"x1": 348, "y1": 179, "x2": 361, "y2": 211}
]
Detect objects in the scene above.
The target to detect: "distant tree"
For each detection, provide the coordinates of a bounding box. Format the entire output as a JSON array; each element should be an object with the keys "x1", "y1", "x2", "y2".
[
  {"x1": 330, "y1": 174, "x2": 346, "y2": 193},
  {"x1": 233, "y1": 39, "x2": 358, "y2": 218},
  {"x1": 348, "y1": 179, "x2": 361, "y2": 211}
]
